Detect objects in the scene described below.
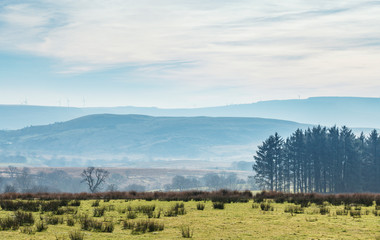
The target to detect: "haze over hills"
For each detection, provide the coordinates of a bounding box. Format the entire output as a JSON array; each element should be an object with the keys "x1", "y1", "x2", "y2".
[
  {"x1": 0, "y1": 114, "x2": 307, "y2": 167},
  {"x1": 1, "y1": 97, "x2": 380, "y2": 130}
]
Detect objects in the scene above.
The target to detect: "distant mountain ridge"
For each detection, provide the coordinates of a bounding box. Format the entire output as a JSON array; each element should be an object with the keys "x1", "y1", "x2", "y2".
[{"x1": 1, "y1": 97, "x2": 380, "y2": 130}]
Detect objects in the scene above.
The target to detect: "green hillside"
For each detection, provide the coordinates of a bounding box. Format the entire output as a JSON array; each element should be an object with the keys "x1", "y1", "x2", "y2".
[{"x1": 0, "y1": 114, "x2": 307, "y2": 165}]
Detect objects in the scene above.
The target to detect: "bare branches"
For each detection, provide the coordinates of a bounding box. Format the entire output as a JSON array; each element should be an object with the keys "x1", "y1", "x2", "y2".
[
  {"x1": 81, "y1": 167, "x2": 109, "y2": 193},
  {"x1": 7, "y1": 166, "x2": 19, "y2": 179},
  {"x1": 15, "y1": 167, "x2": 32, "y2": 192}
]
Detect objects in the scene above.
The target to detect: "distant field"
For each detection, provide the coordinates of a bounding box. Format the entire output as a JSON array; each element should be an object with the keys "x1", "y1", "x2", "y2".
[
  {"x1": 0, "y1": 167, "x2": 252, "y2": 192},
  {"x1": 1, "y1": 192, "x2": 380, "y2": 239}
]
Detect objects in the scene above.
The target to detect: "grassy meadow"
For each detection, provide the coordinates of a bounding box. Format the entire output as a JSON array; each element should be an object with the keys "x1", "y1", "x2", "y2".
[{"x1": 1, "y1": 193, "x2": 380, "y2": 239}]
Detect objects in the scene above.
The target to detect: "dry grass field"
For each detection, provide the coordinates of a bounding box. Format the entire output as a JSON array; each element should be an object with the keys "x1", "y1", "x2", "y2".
[{"x1": 1, "y1": 192, "x2": 380, "y2": 240}]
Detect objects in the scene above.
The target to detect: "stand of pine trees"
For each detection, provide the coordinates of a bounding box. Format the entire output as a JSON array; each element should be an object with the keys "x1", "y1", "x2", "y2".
[{"x1": 253, "y1": 126, "x2": 380, "y2": 193}]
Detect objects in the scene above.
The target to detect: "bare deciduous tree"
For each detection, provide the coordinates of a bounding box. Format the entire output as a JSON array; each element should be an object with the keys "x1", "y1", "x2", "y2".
[
  {"x1": 7, "y1": 165, "x2": 19, "y2": 179},
  {"x1": 106, "y1": 183, "x2": 118, "y2": 192},
  {"x1": 4, "y1": 184, "x2": 16, "y2": 193},
  {"x1": 16, "y1": 167, "x2": 32, "y2": 192},
  {"x1": 81, "y1": 167, "x2": 109, "y2": 193}
]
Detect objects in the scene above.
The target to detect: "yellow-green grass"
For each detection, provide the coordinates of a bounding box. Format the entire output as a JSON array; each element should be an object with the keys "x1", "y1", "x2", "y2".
[{"x1": 1, "y1": 199, "x2": 380, "y2": 239}]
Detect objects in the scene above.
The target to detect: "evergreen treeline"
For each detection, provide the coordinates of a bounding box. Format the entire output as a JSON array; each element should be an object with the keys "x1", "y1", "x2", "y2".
[{"x1": 253, "y1": 126, "x2": 380, "y2": 193}]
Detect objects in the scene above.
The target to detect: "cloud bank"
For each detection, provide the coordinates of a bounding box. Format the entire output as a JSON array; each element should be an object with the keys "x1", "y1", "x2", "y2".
[{"x1": 1, "y1": 0, "x2": 380, "y2": 107}]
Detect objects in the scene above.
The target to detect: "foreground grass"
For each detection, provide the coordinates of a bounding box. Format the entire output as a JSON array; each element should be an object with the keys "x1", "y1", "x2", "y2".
[{"x1": 1, "y1": 199, "x2": 380, "y2": 239}]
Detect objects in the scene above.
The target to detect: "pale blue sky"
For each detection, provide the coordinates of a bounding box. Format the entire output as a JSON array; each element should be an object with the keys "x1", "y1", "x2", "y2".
[{"x1": 1, "y1": 0, "x2": 380, "y2": 108}]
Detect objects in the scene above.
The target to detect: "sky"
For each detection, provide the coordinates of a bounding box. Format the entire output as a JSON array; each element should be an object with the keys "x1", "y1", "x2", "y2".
[{"x1": 0, "y1": 0, "x2": 380, "y2": 108}]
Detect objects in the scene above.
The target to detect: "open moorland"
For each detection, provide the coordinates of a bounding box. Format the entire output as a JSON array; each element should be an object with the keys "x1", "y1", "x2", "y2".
[{"x1": 0, "y1": 191, "x2": 380, "y2": 239}]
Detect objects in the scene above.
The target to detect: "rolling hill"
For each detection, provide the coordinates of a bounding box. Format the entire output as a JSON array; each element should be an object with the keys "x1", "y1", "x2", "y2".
[{"x1": 0, "y1": 114, "x2": 307, "y2": 166}]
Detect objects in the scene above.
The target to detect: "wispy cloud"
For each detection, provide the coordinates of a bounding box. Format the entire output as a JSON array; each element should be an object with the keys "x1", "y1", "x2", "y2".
[{"x1": 1, "y1": 0, "x2": 380, "y2": 106}]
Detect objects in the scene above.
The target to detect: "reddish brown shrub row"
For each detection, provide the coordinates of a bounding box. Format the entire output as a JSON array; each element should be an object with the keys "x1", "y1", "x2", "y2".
[
  {"x1": 253, "y1": 191, "x2": 380, "y2": 206},
  {"x1": 3, "y1": 190, "x2": 380, "y2": 206},
  {"x1": 0, "y1": 190, "x2": 252, "y2": 203}
]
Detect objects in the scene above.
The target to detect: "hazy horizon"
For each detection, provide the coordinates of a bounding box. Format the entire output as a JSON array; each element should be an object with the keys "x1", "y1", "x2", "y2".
[{"x1": 0, "y1": 96, "x2": 379, "y2": 109}]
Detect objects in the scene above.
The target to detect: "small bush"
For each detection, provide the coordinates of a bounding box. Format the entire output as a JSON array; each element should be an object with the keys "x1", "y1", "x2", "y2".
[
  {"x1": 45, "y1": 215, "x2": 63, "y2": 225},
  {"x1": 122, "y1": 220, "x2": 134, "y2": 230},
  {"x1": 284, "y1": 205, "x2": 304, "y2": 215},
  {"x1": 54, "y1": 208, "x2": 65, "y2": 215},
  {"x1": 125, "y1": 220, "x2": 164, "y2": 234},
  {"x1": 54, "y1": 233, "x2": 66, "y2": 240},
  {"x1": 350, "y1": 210, "x2": 361, "y2": 218},
  {"x1": 117, "y1": 207, "x2": 126, "y2": 214},
  {"x1": 67, "y1": 217, "x2": 75, "y2": 226},
  {"x1": 180, "y1": 225, "x2": 193, "y2": 238},
  {"x1": 79, "y1": 215, "x2": 92, "y2": 231},
  {"x1": 104, "y1": 205, "x2": 115, "y2": 211},
  {"x1": 35, "y1": 221, "x2": 47, "y2": 232},
  {"x1": 20, "y1": 226, "x2": 34, "y2": 235},
  {"x1": 56, "y1": 207, "x2": 77, "y2": 215},
  {"x1": 78, "y1": 214, "x2": 113, "y2": 232},
  {"x1": 0, "y1": 216, "x2": 19, "y2": 230},
  {"x1": 92, "y1": 200, "x2": 100, "y2": 207},
  {"x1": 373, "y1": 209, "x2": 380, "y2": 216},
  {"x1": 90, "y1": 220, "x2": 103, "y2": 231},
  {"x1": 196, "y1": 202, "x2": 205, "y2": 210},
  {"x1": 336, "y1": 209, "x2": 348, "y2": 216},
  {"x1": 132, "y1": 220, "x2": 164, "y2": 234},
  {"x1": 212, "y1": 202, "x2": 225, "y2": 210},
  {"x1": 41, "y1": 201, "x2": 61, "y2": 212},
  {"x1": 136, "y1": 205, "x2": 156, "y2": 217},
  {"x1": 260, "y1": 202, "x2": 274, "y2": 211},
  {"x1": 165, "y1": 203, "x2": 186, "y2": 217},
  {"x1": 93, "y1": 207, "x2": 106, "y2": 217},
  {"x1": 69, "y1": 200, "x2": 81, "y2": 207},
  {"x1": 252, "y1": 203, "x2": 259, "y2": 209},
  {"x1": 101, "y1": 222, "x2": 114, "y2": 233},
  {"x1": 153, "y1": 208, "x2": 162, "y2": 218},
  {"x1": 69, "y1": 230, "x2": 85, "y2": 240},
  {"x1": 354, "y1": 205, "x2": 362, "y2": 211},
  {"x1": 319, "y1": 206, "x2": 330, "y2": 215},
  {"x1": 126, "y1": 210, "x2": 137, "y2": 219},
  {"x1": 14, "y1": 211, "x2": 34, "y2": 226}
]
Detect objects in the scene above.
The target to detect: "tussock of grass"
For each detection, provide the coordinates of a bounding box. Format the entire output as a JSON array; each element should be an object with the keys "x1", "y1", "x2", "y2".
[
  {"x1": 165, "y1": 203, "x2": 186, "y2": 217},
  {"x1": 68, "y1": 230, "x2": 84, "y2": 240},
  {"x1": 284, "y1": 205, "x2": 304, "y2": 215},
  {"x1": 93, "y1": 207, "x2": 105, "y2": 217},
  {"x1": 252, "y1": 203, "x2": 259, "y2": 209},
  {"x1": 260, "y1": 202, "x2": 274, "y2": 211},
  {"x1": 34, "y1": 221, "x2": 47, "y2": 232},
  {"x1": 196, "y1": 202, "x2": 205, "y2": 210},
  {"x1": 123, "y1": 219, "x2": 164, "y2": 234},
  {"x1": 67, "y1": 216, "x2": 75, "y2": 226},
  {"x1": 44, "y1": 215, "x2": 63, "y2": 225},
  {"x1": 319, "y1": 206, "x2": 330, "y2": 215},
  {"x1": 180, "y1": 225, "x2": 193, "y2": 238},
  {"x1": 212, "y1": 202, "x2": 225, "y2": 210},
  {"x1": 19, "y1": 226, "x2": 34, "y2": 235},
  {"x1": 126, "y1": 210, "x2": 137, "y2": 219}
]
